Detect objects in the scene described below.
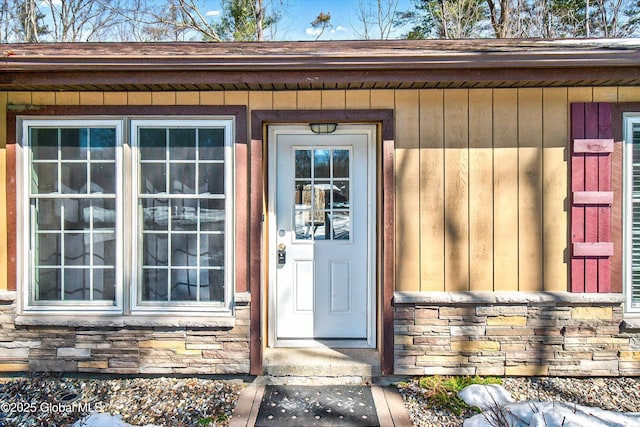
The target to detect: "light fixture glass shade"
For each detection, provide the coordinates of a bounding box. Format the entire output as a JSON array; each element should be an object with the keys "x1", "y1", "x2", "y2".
[{"x1": 309, "y1": 123, "x2": 338, "y2": 134}]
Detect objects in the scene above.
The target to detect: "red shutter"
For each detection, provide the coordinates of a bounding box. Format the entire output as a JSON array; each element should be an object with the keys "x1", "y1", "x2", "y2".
[{"x1": 570, "y1": 102, "x2": 613, "y2": 293}]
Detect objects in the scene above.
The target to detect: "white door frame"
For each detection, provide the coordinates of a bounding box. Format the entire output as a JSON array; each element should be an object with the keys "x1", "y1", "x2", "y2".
[{"x1": 267, "y1": 124, "x2": 377, "y2": 348}]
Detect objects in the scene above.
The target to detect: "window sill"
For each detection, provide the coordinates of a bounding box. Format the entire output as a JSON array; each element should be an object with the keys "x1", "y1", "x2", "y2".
[{"x1": 15, "y1": 314, "x2": 236, "y2": 328}]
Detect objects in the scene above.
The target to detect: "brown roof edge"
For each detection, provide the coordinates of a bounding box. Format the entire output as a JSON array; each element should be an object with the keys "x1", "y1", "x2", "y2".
[
  {"x1": 2, "y1": 39, "x2": 640, "y2": 71},
  {"x1": 1, "y1": 39, "x2": 639, "y2": 89}
]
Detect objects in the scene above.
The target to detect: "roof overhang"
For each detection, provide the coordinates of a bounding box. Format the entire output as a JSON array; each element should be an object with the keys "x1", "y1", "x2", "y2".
[{"x1": 2, "y1": 39, "x2": 640, "y2": 91}]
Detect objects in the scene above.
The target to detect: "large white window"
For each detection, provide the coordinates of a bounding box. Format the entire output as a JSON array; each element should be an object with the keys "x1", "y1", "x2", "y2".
[
  {"x1": 20, "y1": 117, "x2": 234, "y2": 315},
  {"x1": 624, "y1": 114, "x2": 640, "y2": 314}
]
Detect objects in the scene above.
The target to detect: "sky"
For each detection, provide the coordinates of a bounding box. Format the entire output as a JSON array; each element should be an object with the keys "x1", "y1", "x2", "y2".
[{"x1": 205, "y1": 0, "x2": 414, "y2": 41}]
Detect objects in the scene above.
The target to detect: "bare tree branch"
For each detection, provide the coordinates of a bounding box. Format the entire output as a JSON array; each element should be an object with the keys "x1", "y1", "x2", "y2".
[
  {"x1": 174, "y1": 0, "x2": 222, "y2": 41},
  {"x1": 352, "y1": 0, "x2": 401, "y2": 39}
]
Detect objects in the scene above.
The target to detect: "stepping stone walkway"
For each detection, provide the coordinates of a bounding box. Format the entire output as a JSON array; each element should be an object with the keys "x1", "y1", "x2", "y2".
[{"x1": 255, "y1": 385, "x2": 379, "y2": 426}]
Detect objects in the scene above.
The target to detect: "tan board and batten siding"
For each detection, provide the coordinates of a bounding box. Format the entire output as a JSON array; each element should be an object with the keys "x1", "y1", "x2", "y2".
[{"x1": 2, "y1": 87, "x2": 640, "y2": 293}]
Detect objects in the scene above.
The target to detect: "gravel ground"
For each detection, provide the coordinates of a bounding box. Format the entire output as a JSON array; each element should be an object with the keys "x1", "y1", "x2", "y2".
[
  {"x1": 399, "y1": 377, "x2": 640, "y2": 427},
  {"x1": 2, "y1": 375, "x2": 640, "y2": 426},
  {"x1": 0, "y1": 375, "x2": 244, "y2": 427}
]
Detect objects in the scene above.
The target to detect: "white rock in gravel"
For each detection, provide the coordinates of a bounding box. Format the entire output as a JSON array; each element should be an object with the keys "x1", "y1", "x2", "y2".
[
  {"x1": 73, "y1": 412, "x2": 161, "y2": 427},
  {"x1": 458, "y1": 384, "x2": 515, "y2": 411},
  {"x1": 463, "y1": 400, "x2": 640, "y2": 427}
]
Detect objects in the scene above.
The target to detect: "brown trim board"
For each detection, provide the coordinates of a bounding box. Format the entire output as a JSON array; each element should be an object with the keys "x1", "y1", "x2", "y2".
[
  {"x1": 250, "y1": 109, "x2": 395, "y2": 375},
  {"x1": 5, "y1": 104, "x2": 249, "y2": 295},
  {"x1": 6, "y1": 105, "x2": 247, "y2": 142},
  {"x1": 249, "y1": 137, "x2": 263, "y2": 376},
  {"x1": 612, "y1": 103, "x2": 640, "y2": 294},
  {"x1": 381, "y1": 137, "x2": 395, "y2": 376},
  {"x1": 250, "y1": 110, "x2": 394, "y2": 141},
  {"x1": 6, "y1": 143, "x2": 16, "y2": 292},
  {"x1": 611, "y1": 102, "x2": 640, "y2": 141},
  {"x1": 612, "y1": 142, "x2": 623, "y2": 294},
  {"x1": 4, "y1": 67, "x2": 640, "y2": 91}
]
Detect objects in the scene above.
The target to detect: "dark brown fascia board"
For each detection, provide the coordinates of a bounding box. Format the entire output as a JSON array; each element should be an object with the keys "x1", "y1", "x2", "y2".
[
  {"x1": 2, "y1": 41, "x2": 640, "y2": 80},
  {"x1": 3, "y1": 51, "x2": 640, "y2": 72},
  {"x1": 2, "y1": 39, "x2": 640, "y2": 71},
  {"x1": 2, "y1": 40, "x2": 639, "y2": 89},
  {"x1": 1, "y1": 66, "x2": 640, "y2": 89}
]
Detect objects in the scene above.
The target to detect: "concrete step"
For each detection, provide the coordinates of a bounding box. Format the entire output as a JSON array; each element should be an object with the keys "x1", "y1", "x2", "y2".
[{"x1": 262, "y1": 348, "x2": 381, "y2": 384}]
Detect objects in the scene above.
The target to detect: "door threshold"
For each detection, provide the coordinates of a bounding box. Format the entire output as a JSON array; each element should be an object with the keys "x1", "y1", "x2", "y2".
[{"x1": 274, "y1": 339, "x2": 373, "y2": 348}]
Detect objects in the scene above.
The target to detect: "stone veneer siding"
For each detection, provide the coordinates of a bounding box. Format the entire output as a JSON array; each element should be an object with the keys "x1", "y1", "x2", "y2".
[
  {"x1": 0, "y1": 292, "x2": 250, "y2": 374},
  {"x1": 394, "y1": 292, "x2": 640, "y2": 377}
]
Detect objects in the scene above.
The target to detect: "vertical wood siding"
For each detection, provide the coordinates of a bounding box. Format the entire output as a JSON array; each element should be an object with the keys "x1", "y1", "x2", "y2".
[
  {"x1": 444, "y1": 90, "x2": 470, "y2": 291},
  {"x1": 1, "y1": 87, "x2": 640, "y2": 293},
  {"x1": 413, "y1": 87, "x2": 625, "y2": 292},
  {"x1": 493, "y1": 89, "x2": 519, "y2": 291},
  {"x1": 518, "y1": 89, "x2": 544, "y2": 292},
  {"x1": 396, "y1": 90, "x2": 421, "y2": 291},
  {"x1": 468, "y1": 90, "x2": 494, "y2": 292},
  {"x1": 543, "y1": 88, "x2": 570, "y2": 290},
  {"x1": 419, "y1": 90, "x2": 445, "y2": 290}
]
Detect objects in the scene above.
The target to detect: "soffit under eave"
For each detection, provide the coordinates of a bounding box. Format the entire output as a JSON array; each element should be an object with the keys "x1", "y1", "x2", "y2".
[
  {"x1": 2, "y1": 63, "x2": 640, "y2": 91},
  {"x1": 2, "y1": 79, "x2": 640, "y2": 91}
]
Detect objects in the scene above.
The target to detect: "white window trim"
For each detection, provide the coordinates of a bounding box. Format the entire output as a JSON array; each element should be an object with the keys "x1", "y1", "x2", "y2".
[
  {"x1": 129, "y1": 118, "x2": 235, "y2": 314},
  {"x1": 623, "y1": 113, "x2": 640, "y2": 315},
  {"x1": 19, "y1": 118, "x2": 125, "y2": 313},
  {"x1": 18, "y1": 117, "x2": 235, "y2": 316}
]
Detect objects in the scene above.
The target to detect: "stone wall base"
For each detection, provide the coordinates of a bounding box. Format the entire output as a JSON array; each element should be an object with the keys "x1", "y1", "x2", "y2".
[
  {"x1": 394, "y1": 292, "x2": 640, "y2": 377},
  {"x1": 0, "y1": 293, "x2": 250, "y2": 374},
  {"x1": 3, "y1": 290, "x2": 639, "y2": 376}
]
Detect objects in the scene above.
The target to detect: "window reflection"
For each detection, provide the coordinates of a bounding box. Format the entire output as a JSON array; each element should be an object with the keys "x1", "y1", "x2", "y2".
[
  {"x1": 314, "y1": 149, "x2": 330, "y2": 178},
  {"x1": 61, "y1": 128, "x2": 87, "y2": 160},
  {"x1": 199, "y1": 128, "x2": 225, "y2": 161},
  {"x1": 170, "y1": 128, "x2": 196, "y2": 160},
  {"x1": 139, "y1": 128, "x2": 166, "y2": 161},
  {"x1": 64, "y1": 269, "x2": 90, "y2": 300},
  {"x1": 31, "y1": 128, "x2": 57, "y2": 160},
  {"x1": 171, "y1": 269, "x2": 198, "y2": 301},
  {"x1": 295, "y1": 150, "x2": 311, "y2": 178},
  {"x1": 332, "y1": 212, "x2": 350, "y2": 240},
  {"x1": 333, "y1": 150, "x2": 349, "y2": 178},
  {"x1": 90, "y1": 128, "x2": 116, "y2": 161}
]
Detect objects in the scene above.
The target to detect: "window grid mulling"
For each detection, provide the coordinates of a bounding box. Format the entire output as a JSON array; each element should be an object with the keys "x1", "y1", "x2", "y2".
[
  {"x1": 30, "y1": 127, "x2": 117, "y2": 303},
  {"x1": 632, "y1": 124, "x2": 640, "y2": 307},
  {"x1": 138, "y1": 127, "x2": 225, "y2": 303},
  {"x1": 294, "y1": 148, "x2": 351, "y2": 242}
]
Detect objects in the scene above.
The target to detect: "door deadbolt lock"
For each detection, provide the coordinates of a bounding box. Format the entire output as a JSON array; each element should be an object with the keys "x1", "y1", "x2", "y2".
[{"x1": 277, "y1": 244, "x2": 286, "y2": 265}]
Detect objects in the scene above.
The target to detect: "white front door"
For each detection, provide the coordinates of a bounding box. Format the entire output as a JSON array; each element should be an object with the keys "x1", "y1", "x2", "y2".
[{"x1": 268, "y1": 125, "x2": 376, "y2": 347}]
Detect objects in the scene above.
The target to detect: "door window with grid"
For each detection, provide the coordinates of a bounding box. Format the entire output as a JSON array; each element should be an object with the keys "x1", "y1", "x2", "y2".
[{"x1": 293, "y1": 148, "x2": 351, "y2": 241}]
